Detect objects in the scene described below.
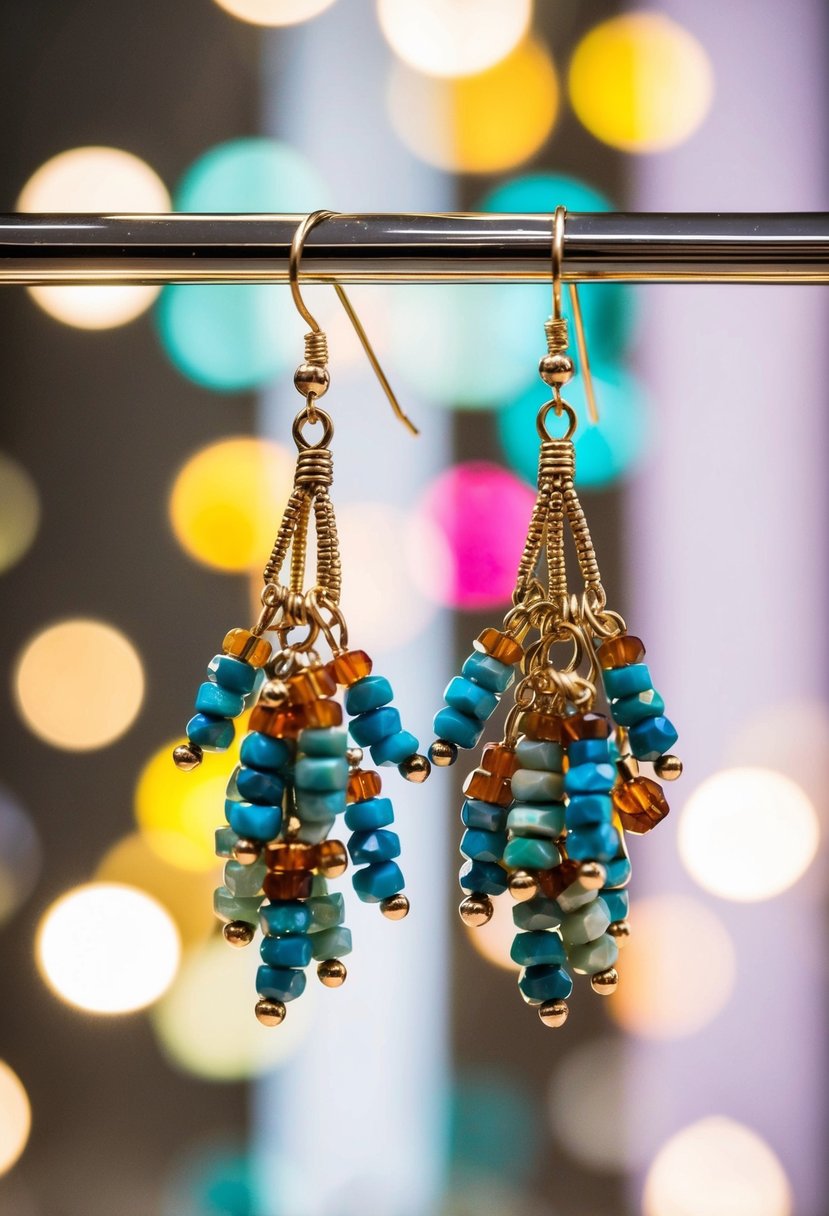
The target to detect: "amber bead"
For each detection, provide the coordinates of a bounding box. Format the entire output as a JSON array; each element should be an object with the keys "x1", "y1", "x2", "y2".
[
  {"x1": 222, "y1": 627, "x2": 272, "y2": 668},
  {"x1": 481, "y1": 743, "x2": 519, "y2": 778},
  {"x1": 329, "y1": 649, "x2": 373, "y2": 686},
  {"x1": 249, "y1": 705, "x2": 303, "y2": 739},
  {"x1": 613, "y1": 776, "x2": 670, "y2": 834},
  {"x1": 302, "y1": 699, "x2": 343, "y2": 728},
  {"x1": 348, "y1": 769, "x2": 383, "y2": 803},
  {"x1": 287, "y1": 665, "x2": 337, "y2": 705},
  {"x1": 537, "y1": 859, "x2": 581, "y2": 900},
  {"x1": 474, "y1": 628, "x2": 523, "y2": 667},
  {"x1": 519, "y1": 711, "x2": 563, "y2": 742},
  {"x1": 263, "y1": 870, "x2": 313, "y2": 901},
  {"x1": 561, "y1": 712, "x2": 611, "y2": 742},
  {"x1": 315, "y1": 839, "x2": 348, "y2": 878},
  {"x1": 596, "y1": 634, "x2": 646, "y2": 670},
  {"x1": 463, "y1": 768, "x2": 513, "y2": 807},
  {"x1": 265, "y1": 841, "x2": 315, "y2": 871}
]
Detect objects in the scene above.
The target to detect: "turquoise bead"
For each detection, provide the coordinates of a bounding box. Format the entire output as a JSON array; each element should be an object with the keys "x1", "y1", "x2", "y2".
[
  {"x1": 568, "y1": 933, "x2": 619, "y2": 975},
  {"x1": 240, "y1": 731, "x2": 291, "y2": 773},
  {"x1": 564, "y1": 763, "x2": 616, "y2": 795},
  {"x1": 510, "y1": 930, "x2": 566, "y2": 967},
  {"x1": 307, "y1": 892, "x2": 345, "y2": 929},
  {"x1": 213, "y1": 885, "x2": 262, "y2": 926},
  {"x1": 512, "y1": 897, "x2": 563, "y2": 931},
  {"x1": 433, "y1": 706, "x2": 483, "y2": 750},
  {"x1": 294, "y1": 756, "x2": 348, "y2": 791},
  {"x1": 600, "y1": 890, "x2": 629, "y2": 922},
  {"x1": 244, "y1": 667, "x2": 266, "y2": 708},
  {"x1": 260, "y1": 901, "x2": 312, "y2": 935},
  {"x1": 459, "y1": 859, "x2": 508, "y2": 896},
  {"x1": 370, "y1": 730, "x2": 419, "y2": 766},
  {"x1": 628, "y1": 716, "x2": 678, "y2": 761},
  {"x1": 311, "y1": 925, "x2": 352, "y2": 960},
  {"x1": 296, "y1": 788, "x2": 347, "y2": 820},
  {"x1": 344, "y1": 676, "x2": 393, "y2": 716},
  {"x1": 566, "y1": 794, "x2": 613, "y2": 827},
  {"x1": 236, "y1": 766, "x2": 285, "y2": 806},
  {"x1": 256, "y1": 964, "x2": 307, "y2": 1003},
  {"x1": 215, "y1": 826, "x2": 239, "y2": 858},
  {"x1": 310, "y1": 875, "x2": 329, "y2": 896},
  {"x1": 227, "y1": 800, "x2": 282, "y2": 841},
  {"x1": 298, "y1": 728, "x2": 348, "y2": 758},
  {"x1": 566, "y1": 824, "x2": 620, "y2": 863},
  {"x1": 506, "y1": 804, "x2": 565, "y2": 838},
  {"x1": 260, "y1": 933, "x2": 313, "y2": 969},
  {"x1": 461, "y1": 799, "x2": 508, "y2": 833},
  {"x1": 518, "y1": 964, "x2": 573, "y2": 1004},
  {"x1": 510, "y1": 768, "x2": 564, "y2": 803},
  {"x1": 187, "y1": 712, "x2": 235, "y2": 751},
  {"x1": 224, "y1": 857, "x2": 266, "y2": 898},
  {"x1": 515, "y1": 738, "x2": 564, "y2": 772},
  {"x1": 566, "y1": 739, "x2": 611, "y2": 766},
  {"x1": 348, "y1": 829, "x2": 401, "y2": 865},
  {"x1": 444, "y1": 676, "x2": 499, "y2": 722},
  {"x1": 352, "y1": 860, "x2": 405, "y2": 902},
  {"x1": 295, "y1": 816, "x2": 336, "y2": 845},
  {"x1": 556, "y1": 882, "x2": 599, "y2": 914},
  {"x1": 194, "y1": 681, "x2": 245, "y2": 719},
  {"x1": 345, "y1": 796, "x2": 395, "y2": 831},
  {"x1": 603, "y1": 663, "x2": 652, "y2": 699},
  {"x1": 207, "y1": 652, "x2": 257, "y2": 695},
  {"x1": 503, "y1": 836, "x2": 560, "y2": 870},
  {"x1": 561, "y1": 900, "x2": 610, "y2": 947},
  {"x1": 460, "y1": 828, "x2": 506, "y2": 863},
  {"x1": 349, "y1": 706, "x2": 401, "y2": 747},
  {"x1": 604, "y1": 856, "x2": 632, "y2": 887},
  {"x1": 611, "y1": 689, "x2": 665, "y2": 727},
  {"x1": 461, "y1": 650, "x2": 515, "y2": 694}
]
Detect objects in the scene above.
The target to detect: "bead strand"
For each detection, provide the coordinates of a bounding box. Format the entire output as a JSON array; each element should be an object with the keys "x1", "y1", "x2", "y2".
[
  {"x1": 176, "y1": 629, "x2": 271, "y2": 767},
  {"x1": 431, "y1": 628, "x2": 521, "y2": 762}
]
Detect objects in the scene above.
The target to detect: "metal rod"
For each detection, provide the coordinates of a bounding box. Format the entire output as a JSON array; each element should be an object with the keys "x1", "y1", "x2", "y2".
[{"x1": 0, "y1": 213, "x2": 827, "y2": 285}]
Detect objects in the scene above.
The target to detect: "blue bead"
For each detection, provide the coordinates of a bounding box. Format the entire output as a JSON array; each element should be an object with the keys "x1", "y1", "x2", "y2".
[
  {"x1": 298, "y1": 728, "x2": 348, "y2": 757},
  {"x1": 296, "y1": 788, "x2": 347, "y2": 821},
  {"x1": 240, "y1": 731, "x2": 292, "y2": 773},
  {"x1": 433, "y1": 707, "x2": 484, "y2": 750},
  {"x1": 518, "y1": 964, "x2": 573, "y2": 1004},
  {"x1": 256, "y1": 965, "x2": 307, "y2": 1003},
  {"x1": 444, "y1": 675, "x2": 499, "y2": 722},
  {"x1": 566, "y1": 823, "x2": 620, "y2": 863},
  {"x1": 510, "y1": 930, "x2": 566, "y2": 967},
  {"x1": 243, "y1": 667, "x2": 266, "y2": 708},
  {"x1": 260, "y1": 933, "x2": 313, "y2": 969},
  {"x1": 296, "y1": 817, "x2": 336, "y2": 845},
  {"x1": 227, "y1": 800, "x2": 282, "y2": 841},
  {"x1": 603, "y1": 663, "x2": 652, "y2": 699},
  {"x1": 294, "y1": 756, "x2": 349, "y2": 791},
  {"x1": 215, "y1": 826, "x2": 238, "y2": 858},
  {"x1": 515, "y1": 738, "x2": 564, "y2": 772},
  {"x1": 512, "y1": 897, "x2": 563, "y2": 931},
  {"x1": 236, "y1": 766, "x2": 285, "y2": 806},
  {"x1": 344, "y1": 676, "x2": 393, "y2": 716},
  {"x1": 194, "y1": 681, "x2": 245, "y2": 719},
  {"x1": 604, "y1": 856, "x2": 632, "y2": 888},
  {"x1": 187, "y1": 712, "x2": 235, "y2": 751},
  {"x1": 460, "y1": 827, "x2": 506, "y2": 863},
  {"x1": 459, "y1": 859, "x2": 508, "y2": 896},
  {"x1": 611, "y1": 689, "x2": 665, "y2": 727},
  {"x1": 566, "y1": 739, "x2": 611, "y2": 766},
  {"x1": 628, "y1": 716, "x2": 678, "y2": 761},
  {"x1": 311, "y1": 926, "x2": 352, "y2": 960},
  {"x1": 348, "y1": 829, "x2": 401, "y2": 865},
  {"x1": 564, "y1": 762, "x2": 617, "y2": 795},
  {"x1": 566, "y1": 794, "x2": 613, "y2": 827},
  {"x1": 568, "y1": 933, "x2": 619, "y2": 975},
  {"x1": 461, "y1": 799, "x2": 508, "y2": 833},
  {"x1": 370, "y1": 730, "x2": 419, "y2": 767},
  {"x1": 506, "y1": 804, "x2": 566, "y2": 838},
  {"x1": 349, "y1": 706, "x2": 401, "y2": 747},
  {"x1": 207, "y1": 653, "x2": 257, "y2": 695},
  {"x1": 502, "y1": 836, "x2": 560, "y2": 870},
  {"x1": 260, "y1": 901, "x2": 311, "y2": 935},
  {"x1": 599, "y1": 890, "x2": 629, "y2": 922},
  {"x1": 345, "y1": 796, "x2": 395, "y2": 831},
  {"x1": 461, "y1": 651, "x2": 515, "y2": 694},
  {"x1": 352, "y1": 860, "x2": 405, "y2": 903}
]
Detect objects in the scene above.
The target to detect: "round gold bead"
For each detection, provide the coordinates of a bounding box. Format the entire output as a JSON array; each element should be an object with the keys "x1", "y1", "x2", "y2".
[
  {"x1": 578, "y1": 862, "x2": 607, "y2": 891},
  {"x1": 255, "y1": 997, "x2": 286, "y2": 1027},
  {"x1": 233, "y1": 838, "x2": 261, "y2": 866},
  {"x1": 459, "y1": 894, "x2": 493, "y2": 927},
  {"x1": 223, "y1": 921, "x2": 255, "y2": 948},
  {"x1": 538, "y1": 999, "x2": 569, "y2": 1028},
  {"x1": 258, "y1": 680, "x2": 290, "y2": 708},
  {"x1": 607, "y1": 919, "x2": 630, "y2": 947},
  {"x1": 172, "y1": 742, "x2": 203, "y2": 771},
  {"x1": 509, "y1": 870, "x2": 538, "y2": 902},
  {"x1": 346, "y1": 746, "x2": 364, "y2": 770},
  {"x1": 399, "y1": 753, "x2": 431, "y2": 783},
  {"x1": 591, "y1": 967, "x2": 619, "y2": 995},
  {"x1": 380, "y1": 893, "x2": 410, "y2": 921},
  {"x1": 317, "y1": 959, "x2": 347, "y2": 987},
  {"x1": 654, "y1": 754, "x2": 683, "y2": 781},
  {"x1": 317, "y1": 841, "x2": 348, "y2": 879},
  {"x1": 428, "y1": 740, "x2": 458, "y2": 767},
  {"x1": 539, "y1": 352, "x2": 575, "y2": 387},
  {"x1": 294, "y1": 362, "x2": 330, "y2": 399}
]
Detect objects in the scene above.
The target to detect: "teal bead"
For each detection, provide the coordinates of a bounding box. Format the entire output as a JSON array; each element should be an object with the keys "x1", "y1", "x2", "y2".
[
  {"x1": 564, "y1": 763, "x2": 616, "y2": 795},
  {"x1": 459, "y1": 859, "x2": 507, "y2": 895},
  {"x1": 566, "y1": 794, "x2": 613, "y2": 827},
  {"x1": 236, "y1": 766, "x2": 285, "y2": 806},
  {"x1": 311, "y1": 925, "x2": 352, "y2": 960},
  {"x1": 256, "y1": 964, "x2": 307, "y2": 1003},
  {"x1": 298, "y1": 728, "x2": 348, "y2": 758},
  {"x1": 295, "y1": 816, "x2": 336, "y2": 845},
  {"x1": 444, "y1": 676, "x2": 499, "y2": 722},
  {"x1": 294, "y1": 756, "x2": 348, "y2": 791},
  {"x1": 227, "y1": 800, "x2": 282, "y2": 841},
  {"x1": 460, "y1": 827, "x2": 506, "y2": 863},
  {"x1": 566, "y1": 739, "x2": 611, "y2": 766},
  {"x1": 215, "y1": 826, "x2": 239, "y2": 858},
  {"x1": 506, "y1": 804, "x2": 566, "y2": 838},
  {"x1": 307, "y1": 892, "x2": 345, "y2": 929},
  {"x1": 243, "y1": 667, "x2": 266, "y2": 708},
  {"x1": 187, "y1": 712, "x2": 235, "y2": 751},
  {"x1": 213, "y1": 885, "x2": 262, "y2": 926},
  {"x1": 349, "y1": 706, "x2": 401, "y2": 747},
  {"x1": 260, "y1": 901, "x2": 312, "y2": 935},
  {"x1": 628, "y1": 716, "x2": 678, "y2": 761},
  {"x1": 510, "y1": 930, "x2": 566, "y2": 967},
  {"x1": 461, "y1": 799, "x2": 508, "y2": 833},
  {"x1": 510, "y1": 768, "x2": 564, "y2": 803},
  {"x1": 603, "y1": 663, "x2": 652, "y2": 699},
  {"x1": 348, "y1": 829, "x2": 401, "y2": 865},
  {"x1": 223, "y1": 857, "x2": 266, "y2": 898},
  {"x1": 512, "y1": 897, "x2": 563, "y2": 931},
  {"x1": 310, "y1": 875, "x2": 329, "y2": 896},
  {"x1": 240, "y1": 731, "x2": 292, "y2": 773},
  {"x1": 296, "y1": 788, "x2": 347, "y2": 821},
  {"x1": 461, "y1": 650, "x2": 515, "y2": 694},
  {"x1": 567, "y1": 823, "x2": 620, "y2": 863},
  {"x1": 353, "y1": 860, "x2": 405, "y2": 902},
  {"x1": 433, "y1": 706, "x2": 483, "y2": 750},
  {"x1": 600, "y1": 890, "x2": 629, "y2": 922},
  {"x1": 370, "y1": 730, "x2": 419, "y2": 766},
  {"x1": 345, "y1": 796, "x2": 395, "y2": 831},
  {"x1": 518, "y1": 964, "x2": 573, "y2": 1004},
  {"x1": 194, "y1": 681, "x2": 245, "y2": 719},
  {"x1": 207, "y1": 652, "x2": 257, "y2": 695},
  {"x1": 556, "y1": 883, "x2": 599, "y2": 914},
  {"x1": 604, "y1": 856, "x2": 632, "y2": 887},
  {"x1": 503, "y1": 836, "x2": 560, "y2": 870},
  {"x1": 611, "y1": 689, "x2": 665, "y2": 727},
  {"x1": 515, "y1": 738, "x2": 564, "y2": 772},
  {"x1": 260, "y1": 933, "x2": 313, "y2": 969},
  {"x1": 568, "y1": 933, "x2": 619, "y2": 975},
  {"x1": 560, "y1": 900, "x2": 610, "y2": 947},
  {"x1": 344, "y1": 676, "x2": 393, "y2": 716}
]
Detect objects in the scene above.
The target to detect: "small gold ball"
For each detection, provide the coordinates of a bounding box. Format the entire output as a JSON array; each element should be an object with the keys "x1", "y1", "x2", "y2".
[
  {"x1": 429, "y1": 739, "x2": 458, "y2": 767},
  {"x1": 607, "y1": 920, "x2": 630, "y2": 947},
  {"x1": 399, "y1": 753, "x2": 431, "y2": 783},
  {"x1": 233, "y1": 838, "x2": 261, "y2": 866},
  {"x1": 380, "y1": 893, "x2": 410, "y2": 920},
  {"x1": 255, "y1": 997, "x2": 286, "y2": 1026},
  {"x1": 509, "y1": 870, "x2": 539, "y2": 902},
  {"x1": 294, "y1": 362, "x2": 330, "y2": 399},
  {"x1": 616, "y1": 755, "x2": 640, "y2": 782},
  {"x1": 346, "y1": 746, "x2": 364, "y2": 770},
  {"x1": 538, "y1": 999, "x2": 569, "y2": 1028},
  {"x1": 317, "y1": 959, "x2": 347, "y2": 987},
  {"x1": 654, "y1": 754, "x2": 683, "y2": 781},
  {"x1": 539, "y1": 351, "x2": 575, "y2": 387},
  {"x1": 259, "y1": 680, "x2": 289, "y2": 708},
  {"x1": 172, "y1": 742, "x2": 202, "y2": 771},
  {"x1": 318, "y1": 841, "x2": 348, "y2": 878},
  {"x1": 591, "y1": 967, "x2": 619, "y2": 996},
  {"x1": 223, "y1": 921, "x2": 255, "y2": 948},
  {"x1": 459, "y1": 894, "x2": 493, "y2": 927},
  {"x1": 578, "y1": 862, "x2": 607, "y2": 891}
]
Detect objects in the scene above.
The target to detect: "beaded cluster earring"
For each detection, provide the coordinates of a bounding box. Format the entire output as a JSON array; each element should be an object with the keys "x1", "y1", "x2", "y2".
[
  {"x1": 429, "y1": 208, "x2": 681, "y2": 1028},
  {"x1": 173, "y1": 212, "x2": 427, "y2": 1027}
]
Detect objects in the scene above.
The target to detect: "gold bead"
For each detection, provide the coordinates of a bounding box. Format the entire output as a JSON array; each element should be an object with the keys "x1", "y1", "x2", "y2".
[
  {"x1": 255, "y1": 997, "x2": 286, "y2": 1026},
  {"x1": 538, "y1": 999, "x2": 569, "y2": 1028},
  {"x1": 316, "y1": 839, "x2": 348, "y2": 879},
  {"x1": 346, "y1": 746, "x2": 364, "y2": 770},
  {"x1": 317, "y1": 959, "x2": 347, "y2": 987},
  {"x1": 380, "y1": 893, "x2": 410, "y2": 920},
  {"x1": 399, "y1": 753, "x2": 431, "y2": 783},
  {"x1": 577, "y1": 862, "x2": 607, "y2": 891},
  {"x1": 223, "y1": 921, "x2": 254, "y2": 948},
  {"x1": 258, "y1": 680, "x2": 290, "y2": 709},
  {"x1": 616, "y1": 755, "x2": 640, "y2": 782},
  {"x1": 539, "y1": 352, "x2": 575, "y2": 387},
  {"x1": 509, "y1": 870, "x2": 539, "y2": 902},
  {"x1": 429, "y1": 740, "x2": 458, "y2": 767},
  {"x1": 591, "y1": 967, "x2": 619, "y2": 995},
  {"x1": 654, "y1": 754, "x2": 683, "y2": 781},
  {"x1": 294, "y1": 362, "x2": 330, "y2": 399},
  {"x1": 459, "y1": 894, "x2": 493, "y2": 927},
  {"x1": 172, "y1": 742, "x2": 202, "y2": 771},
  {"x1": 607, "y1": 920, "x2": 630, "y2": 947},
  {"x1": 233, "y1": 839, "x2": 261, "y2": 866}
]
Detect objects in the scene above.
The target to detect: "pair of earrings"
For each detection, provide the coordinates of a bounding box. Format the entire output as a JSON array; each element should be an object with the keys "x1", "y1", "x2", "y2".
[{"x1": 173, "y1": 208, "x2": 681, "y2": 1030}]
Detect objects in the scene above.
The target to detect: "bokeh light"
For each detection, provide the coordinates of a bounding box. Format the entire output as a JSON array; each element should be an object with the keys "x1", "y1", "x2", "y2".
[
  {"x1": 609, "y1": 895, "x2": 735, "y2": 1039},
  {"x1": 569, "y1": 13, "x2": 714, "y2": 153},
  {"x1": 548, "y1": 1036, "x2": 631, "y2": 1172},
  {"x1": 169, "y1": 437, "x2": 293, "y2": 573},
  {"x1": 643, "y1": 1117, "x2": 792, "y2": 1216},
  {"x1": 679, "y1": 768, "x2": 819, "y2": 902},
  {"x1": 161, "y1": 1139, "x2": 257, "y2": 1216},
  {"x1": 465, "y1": 890, "x2": 518, "y2": 972},
  {"x1": 451, "y1": 1069, "x2": 540, "y2": 1185},
  {"x1": 212, "y1": 0, "x2": 337, "y2": 26},
  {"x1": 0, "y1": 786, "x2": 41, "y2": 926},
  {"x1": 0, "y1": 1062, "x2": 31, "y2": 1177},
  {"x1": 724, "y1": 699, "x2": 829, "y2": 817},
  {"x1": 417, "y1": 462, "x2": 535, "y2": 610},
  {"x1": 14, "y1": 618, "x2": 145, "y2": 750},
  {"x1": 37, "y1": 883, "x2": 180, "y2": 1014},
  {"x1": 0, "y1": 454, "x2": 40, "y2": 575},
  {"x1": 388, "y1": 39, "x2": 558, "y2": 174},
  {"x1": 377, "y1": 0, "x2": 530, "y2": 78},
  {"x1": 152, "y1": 937, "x2": 311, "y2": 1080},
  {"x1": 18, "y1": 146, "x2": 169, "y2": 328}
]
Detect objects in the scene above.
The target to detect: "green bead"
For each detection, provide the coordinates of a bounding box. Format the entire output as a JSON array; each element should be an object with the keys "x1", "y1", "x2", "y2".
[
  {"x1": 295, "y1": 756, "x2": 349, "y2": 791},
  {"x1": 556, "y1": 883, "x2": 600, "y2": 914},
  {"x1": 215, "y1": 826, "x2": 239, "y2": 858},
  {"x1": 568, "y1": 933, "x2": 619, "y2": 975},
  {"x1": 503, "y1": 836, "x2": 560, "y2": 870},
  {"x1": 311, "y1": 925, "x2": 352, "y2": 960},
  {"x1": 308, "y1": 893, "x2": 345, "y2": 929},
  {"x1": 298, "y1": 728, "x2": 348, "y2": 757},
  {"x1": 512, "y1": 897, "x2": 562, "y2": 931},
  {"x1": 213, "y1": 885, "x2": 262, "y2": 926},
  {"x1": 515, "y1": 738, "x2": 564, "y2": 772},
  {"x1": 223, "y1": 858, "x2": 266, "y2": 898},
  {"x1": 560, "y1": 900, "x2": 611, "y2": 948},
  {"x1": 510, "y1": 768, "x2": 564, "y2": 803},
  {"x1": 506, "y1": 804, "x2": 565, "y2": 838}
]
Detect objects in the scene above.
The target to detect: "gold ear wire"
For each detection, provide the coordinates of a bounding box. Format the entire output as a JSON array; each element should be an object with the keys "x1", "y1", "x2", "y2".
[{"x1": 552, "y1": 205, "x2": 599, "y2": 425}]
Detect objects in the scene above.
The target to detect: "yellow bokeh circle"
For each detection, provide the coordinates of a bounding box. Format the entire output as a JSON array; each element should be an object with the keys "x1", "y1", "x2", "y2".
[
  {"x1": 0, "y1": 1061, "x2": 31, "y2": 1177},
  {"x1": 569, "y1": 13, "x2": 714, "y2": 153},
  {"x1": 212, "y1": 0, "x2": 337, "y2": 25}
]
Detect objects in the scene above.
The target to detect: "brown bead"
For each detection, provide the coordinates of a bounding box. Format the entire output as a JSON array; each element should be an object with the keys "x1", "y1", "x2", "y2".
[
  {"x1": 301, "y1": 698, "x2": 343, "y2": 728},
  {"x1": 329, "y1": 649, "x2": 373, "y2": 686},
  {"x1": 462, "y1": 768, "x2": 512, "y2": 807},
  {"x1": 173, "y1": 742, "x2": 203, "y2": 771},
  {"x1": 613, "y1": 776, "x2": 670, "y2": 834},
  {"x1": 596, "y1": 634, "x2": 646, "y2": 670},
  {"x1": 348, "y1": 769, "x2": 383, "y2": 803},
  {"x1": 480, "y1": 743, "x2": 519, "y2": 778},
  {"x1": 561, "y1": 712, "x2": 611, "y2": 742},
  {"x1": 249, "y1": 705, "x2": 303, "y2": 739},
  {"x1": 222, "y1": 627, "x2": 272, "y2": 668},
  {"x1": 474, "y1": 628, "x2": 523, "y2": 666},
  {"x1": 429, "y1": 739, "x2": 458, "y2": 766},
  {"x1": 399, "y1": 754, "x2": 431, "y2": 783},
  {"x1": 287, "y1": 665, "x2": 338, "y2": 705},
  {"x1": 519, "y1": 711, "x2": 563, "y2": 742},
  {"x1": 536, "y1": 859, "x2": 581, "y2": 900},
  {"x1": 317, "y1": 959, "x2": 347, "y2": 987},
  {"x1": 381, "y1": 894, "x2": 410, "y2": 920},
  {"x1": 255, "y1": 997, "x2": 286, "y2": 1027},
  {"x1": 263, "y1": 870, "x2": 313, "y2": 901},
  {"x1": 264, "y1": 841, "x2": 315, "y2": 871},
  {"x1": 315, "y1": 839, "x2": 348, "y2": 878}
]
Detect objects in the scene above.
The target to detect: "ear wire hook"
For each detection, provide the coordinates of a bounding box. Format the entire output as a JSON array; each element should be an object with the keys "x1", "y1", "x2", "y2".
[
  {"x1": 552, "y1": 205, "x2": 599, "y2": 426},
  {"x1": 289, "y1": 210, "x2": 419, "y2": 436}
]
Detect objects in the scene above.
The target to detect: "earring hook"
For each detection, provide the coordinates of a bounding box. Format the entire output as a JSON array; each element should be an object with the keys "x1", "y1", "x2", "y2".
[
  {"x1": 552, "y1": 205, "x2": 599, "y2": 426},
  {"x1": 289, "y1": 210, "x2": 419, "y2": 436}
]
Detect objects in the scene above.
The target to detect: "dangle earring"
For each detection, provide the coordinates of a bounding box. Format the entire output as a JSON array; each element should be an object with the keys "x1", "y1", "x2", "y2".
[
  {"x1": 429, "y1": 207, "x2": 681, "y2": 1028},
  {"x1": 173, "y1": 211, "x2": 428, "y2": 1027}
]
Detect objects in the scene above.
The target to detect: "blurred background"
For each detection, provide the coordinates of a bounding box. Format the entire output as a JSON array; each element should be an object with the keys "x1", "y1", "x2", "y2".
[{"x1": 0, "y1": 1, "x2": 827, "y2": 1213}]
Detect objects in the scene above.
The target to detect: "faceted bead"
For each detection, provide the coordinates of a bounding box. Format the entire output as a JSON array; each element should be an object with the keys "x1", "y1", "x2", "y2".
[
  {"x1": 352, "y1": 860, "x2": 405, "y2": 903},
  {"x1": 286, "y1": 665, "x2": 337, "y2": 705},
  {"x1": 227, "y1": 801, "x2": 282, "y2": 842},
  {"x1": 516, "y1": 738, "x2": 564, "y2": 772},
  {"x1": 349, "y1": 707, "x2": 402, "y2": 747},
  {"x1": 207, "y1": 653, "x2": 258, "y2": 695},
  {"x1": 628, "y1": 716, "x2": 679, "y2": 761},
  {"x1": 215, "y1": 826, "x2": 239, "y2": 858},
  {"x1": 600, "y1": 890, "x2": 629, "y2": 922},
  {"x1": 255, "y1": 964, "x2": 307, "y2": 1002},
  {"x1": 264, "y1": 841, "x2": 316, "y2": 871},
  {"x1": 370, "y1": 730, "x2": 419, "y2": 767},
  {"x1": 518, "y1": 964, "x2": 573, "y2": 1004},
  {"x1": 512, "y1": 896, "x2": 563, "y2": 931},
  {"x1": 244, "y1": 667, "x2": 266, "y2": 708},
  {"x1": 222, "y1": 627, "x2": 272, "y2": 668},
  {"x1": 294, "y1": 756, "x2": 349, "y2": 791},
  {"x1": 345, "y1": 796, "x2": 395, "y2": 832},
  {"x1": 566, "y1": 824, "x2": 620, "y2": 863},
  {"x1": 555, "y1": 881, "x2": 600, "y2": 914},
  {"x1": 597, "y1": 634, "x2": 646, "y2": 670},
  {"x1": 444, "y1": 676, "x2": 499, "y2": 722},
  {"x1": 236, "y1": 767, "x2": 285, "y2": 806},
  {"x1": 301, "y1": 700, "x2": 344, "y2": 729},
  {"x1": 603, "y1": 663, "x2": 652, "y2": 700},
  {"x1": 510, "y1": 930, "x2": 566, "y2": 967},
  {"x1": 213, "y1": 885, "x2": 262, "y2": 925},
  {"x1": 310, "y1": 925, "x2": 353, "y2": 960},
  {"x1": 433, "y1": 707, "x2": 484, "y2": 750},
  {"x1": 474, "y1": 627, "x2": 523, "y2": 666},
  {"x1": 603, "y1": 856, "x2": 632, "y2": 888},
  {"x1": 460, "y1": 828, "x2": 506, "y2": 864},
  {"x1": 259, "y1": 901, "x2": 312, "y2": 935},
  {"x1": 503, "y1": 836, "x2": 560, "y2": 871},
  {"x1": 263, "y1": 870, "x2": 313, "y2": 901},
  {"x1": 568, "y1": 933, "x2": 619, "y2": 975},
  {"x1": 348, "y1": 829, "x2": 401, "y2": 865},
  {"x1": 461, "y1": 799, "x2": 508, "y2": 833},
  {"x1": 344, "y1": 675, "x2": 393, "y2": 716},
  {"x1": 613, "y1": 776, "x2": 670, "y2": 834},
  {"x1": 562, "y1": 712, "x2": 611, "y2": 742},
  {"x1": 295, "y1": 817, "x2": 336, "y2": 845},
  {"x1": 511, "y1": 769, "x2": 564, "y2": 803},
  {"x1": 329, "y1": 649, "x2": 373, "y2": 686},
  {"x1": 519, "y1": 711, "x2": 563, "y2": 742},
  {"x1": 307, "y1": 892, "x2": 345, "y2": 929},
  {"x1": 458, "y1": 859, "x2": 508, "y2": 896},
  {"x1": 296, "y1": 789, "x2": 347, "y2": 821},
  {"x1": 560, "y1": 900, "x2": 611, "y2": 947},
  {"x1": 240, "y1": 731, "x2": 292, "y2": 773},
  {"x1": 566, "y1": 739, "x2": 611, "y2": 766},
  {"x1": 462, "y1": 769, "x2": 512, "y2": 807},
  {"x1": 506, "y1": 804, "x2": 566, "y2": 839},
  {"x1": 348, "y1": 769, "x2": 383, "y2": 803},
  {"x1": 564, "y1": 762, "x2": 617, "y2": 796},
  {"x1": 187, "y1": 712, "x2": 235, "y2": 751},
  {"x1": 224, "y1": 857, "x2": 266, "y2": 898},
  {"x1": 461, "y1": 650, "x2": 515, "y2": 694},
  {"x1": 310, "y1": 875, "x2": 329, "y2": 896},
  {"x1": 249, "y1": 705, "x2": 303, "y2": 739},
  {"x1": 260, "y1": 933, "x2": 313, "y2": 969},
  {"x1": 566, "y1": 794, "x2": 613, "y2": 828},
  {"x1": 611, "y1": 689, "x2": 665, "y2": 727},
  {"x1": 536, "y1": 859, "x2": 582, "y2": 901},
  {"x1": 298, "y1": 728, "x2": 348, "y2": 758}
]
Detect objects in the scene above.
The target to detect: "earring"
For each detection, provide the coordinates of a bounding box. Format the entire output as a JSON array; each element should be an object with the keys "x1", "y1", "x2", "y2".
[
  {"x1": 173, "y1": 211, "x2": 427, "y2": 1027},
  {"x1": 429, "y1": 207, "x2": 681, "y2": 1028}
]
